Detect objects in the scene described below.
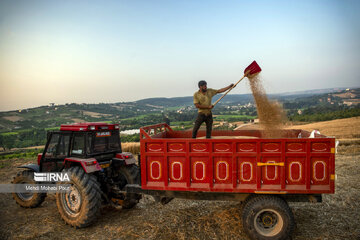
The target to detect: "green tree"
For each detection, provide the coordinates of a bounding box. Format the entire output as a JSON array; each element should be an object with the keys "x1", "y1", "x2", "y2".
[
  {"x1": 0, "y1": 135, "x2": 3, "y2": 151},
  {"x1": 3, "y1": 135, "x2": 16, "y2": 150}
]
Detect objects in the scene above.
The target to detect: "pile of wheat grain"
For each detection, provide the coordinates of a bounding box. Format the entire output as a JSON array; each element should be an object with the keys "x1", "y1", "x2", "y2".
[{"x1": 248, "y1": 74, "x2": 287, "y2": 138}]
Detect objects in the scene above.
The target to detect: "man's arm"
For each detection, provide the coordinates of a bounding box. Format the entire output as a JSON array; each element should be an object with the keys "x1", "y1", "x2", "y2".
[{"x1": 216, "y1": 83, "x2": 234, "y2": 93}]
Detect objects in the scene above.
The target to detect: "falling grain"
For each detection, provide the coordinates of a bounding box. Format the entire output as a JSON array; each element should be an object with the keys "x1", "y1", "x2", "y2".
[{"x1": 248, "y1": 74, "x2": 287, "y2": 138}]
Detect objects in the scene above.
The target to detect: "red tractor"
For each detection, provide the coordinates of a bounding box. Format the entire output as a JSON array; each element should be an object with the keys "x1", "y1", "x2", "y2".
[{"x1": 12, "y1": 123, "x2": 141, "y2": 227}]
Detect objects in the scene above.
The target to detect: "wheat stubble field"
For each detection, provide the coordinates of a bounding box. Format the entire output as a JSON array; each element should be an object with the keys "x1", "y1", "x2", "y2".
[{"x1": 0, "y1": 117, "x2": 359, "y2": 240}]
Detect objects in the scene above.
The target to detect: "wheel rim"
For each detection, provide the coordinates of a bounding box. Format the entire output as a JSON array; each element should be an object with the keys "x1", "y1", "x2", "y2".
[
  {"x1": 17, "y1": 191, "x2": 34, "y2": 201},
  {"x1": 60, "y1": 184, "x2": 82, "y2": 217},
  {"x1": 16, "y1": 181, "x2": 34, "y2": 201},
  {"x1": 254, "y1": 208, "x2": 284, "y2": 237}
]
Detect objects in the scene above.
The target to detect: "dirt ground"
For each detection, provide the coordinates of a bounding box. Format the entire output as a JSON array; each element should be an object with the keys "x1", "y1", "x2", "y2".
[{"x1": 0, "y1": 119, "x2": 359, "y2": 239}]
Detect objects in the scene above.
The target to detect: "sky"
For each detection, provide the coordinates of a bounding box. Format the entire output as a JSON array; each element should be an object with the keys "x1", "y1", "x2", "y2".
[{"x1": 0, "y1": 0, "x2": 359, "y2": 111}]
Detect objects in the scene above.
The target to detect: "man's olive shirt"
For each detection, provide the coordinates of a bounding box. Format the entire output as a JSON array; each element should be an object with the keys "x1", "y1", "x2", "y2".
[{"x1": 193, "y1": 88, "x2": 218, "y2": 115}]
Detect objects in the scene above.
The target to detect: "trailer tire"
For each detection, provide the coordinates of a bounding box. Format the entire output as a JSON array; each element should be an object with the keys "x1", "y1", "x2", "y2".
[
  {"x1": 56, "y1": 166, "x2": 102, "y2": 228},
  {"x1": 242, "y1": 195, "x2": 294, "y2": 240},
  {"x1": 11, "y1": 170, "x2": 46, "y2": 208},
  {"x1": 117, "y1": 165, "x2": 141, "y2": 209}
]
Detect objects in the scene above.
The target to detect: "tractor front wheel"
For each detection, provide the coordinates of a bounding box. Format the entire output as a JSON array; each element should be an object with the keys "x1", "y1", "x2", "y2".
[
  {"x1": 12, "y1": 170, "x2": 46, "y2": 208},
  {"x1": 56, "y1": 166, "x2": 102, "y2": 228}
]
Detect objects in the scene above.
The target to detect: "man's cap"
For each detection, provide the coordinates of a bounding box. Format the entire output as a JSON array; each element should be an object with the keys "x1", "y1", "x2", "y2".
[{"x1": 198, "y1": 80, "x2": 207, "y2": 88}]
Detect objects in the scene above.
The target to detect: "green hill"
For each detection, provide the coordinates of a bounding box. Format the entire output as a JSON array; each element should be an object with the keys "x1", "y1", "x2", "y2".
[{"x1": 0, "y1": 87, "x2": 359, "y2": 150}]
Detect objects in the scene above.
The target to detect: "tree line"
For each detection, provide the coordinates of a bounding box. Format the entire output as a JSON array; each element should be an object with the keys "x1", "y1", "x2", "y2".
[
  {"x1": 289, "y1": 107, "x2": 360, "y2": 122},
  {"x1": 0, "y1": 129, "x2": 47, "y2": 151}
]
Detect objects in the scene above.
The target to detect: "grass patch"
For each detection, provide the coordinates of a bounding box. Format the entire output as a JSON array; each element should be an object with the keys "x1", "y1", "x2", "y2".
[
  {"x1": 1, "y1": 132, "x2": 18, "y2": 136},
  {"x1": 0, "y1": 149, "x2": 43, "y2": 160},
  {"x1": 45, "y1": 127, "x2": 60, "y2": 131}
]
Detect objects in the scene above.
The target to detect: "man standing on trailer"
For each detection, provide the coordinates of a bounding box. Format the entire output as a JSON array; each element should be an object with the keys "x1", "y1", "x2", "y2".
[{"x1": 192, "y1": 80, "x2": 234, "y2": 138}]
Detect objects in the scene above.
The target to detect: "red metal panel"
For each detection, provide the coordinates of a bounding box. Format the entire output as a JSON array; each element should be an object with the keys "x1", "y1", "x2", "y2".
[
  {"x1": 256, "y1": 142, "x2": 261, "y2": 189},
  {"x1": 311, "y1": 157, "x2": 329, "y2": 185},
  {"x1": 146, "y1": 142, "x2": 164, "y2": 152},
  {"x1": 306, "y1": 141, "x2": 311, "y2": 190},
  {"x1": 261, "y1": 142, "x2": 281, "y2": 153},
  {"x1": 237, "y1": 156, "x2": 257, "y2": 184},
  {"x1": 213, "y1": 157, "x2": 232, "y2": 184},
  {"x1": 231, "y1": 142, "x2": 237, "y2": 189},
  {"x1": 330, "y1": 140, "x2": 336, "y2": 192},
  {"x1": 237, "y1": 142, "x2": 257, "y2": 152},
  {"x1": 260, "y1": 156, "x2": 281, "y2": 185},
  {"x1": 190, "y1": 157, "x2": 209, "y2": 183},
  {"x1": 167, "y1": 156, "x2": 187, "y2": 188},
  {"x1": 311, "y1": 142, "x2": 330, "y2": 152},
  {"x1": 185, "y1": 141, "x2": 191, "y2": 188},
  {"x1": 286, "y1": 157, "x2": 306, "y2": 185},
  {"x1": 190, "y1": 142, "x2": 209, "y2": 152},
  {"x1": 213, "y1": 143, "x2": 232, "y2": 152},
  {"x1": 167, "y1": 142, "x2": 186, "y2": 153},
  {"x1": 145, "y1": 156, "x2": 165, "y2": 188},
  {"x1": 286, "y1": 142, "x2": 306, "y2": 152},
  {"x1": 281, "y1": 141, "x2": 286, "y2": 190}
]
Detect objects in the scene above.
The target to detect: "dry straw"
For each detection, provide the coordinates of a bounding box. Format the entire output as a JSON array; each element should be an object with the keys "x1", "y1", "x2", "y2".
[{"x1": 121, "y1": 142, "x2": 140, "y2": 155}]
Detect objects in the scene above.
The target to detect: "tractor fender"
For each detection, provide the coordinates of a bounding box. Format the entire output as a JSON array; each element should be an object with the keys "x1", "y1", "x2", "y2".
[
  {"x1": 18, "y1": 164, "x2": 40, "y2": 172},
  {"x1": 63, "y1": 158, "x2": 102, "y2": 173},
  {"x1": 114, "y1": 152, "x2": 137, "y2": 165}
]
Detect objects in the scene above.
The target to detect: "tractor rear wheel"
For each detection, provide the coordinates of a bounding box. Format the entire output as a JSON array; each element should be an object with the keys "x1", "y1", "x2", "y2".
[
  {"x1": 56, "y1": 166, "x2": 102, "y2": 228},
  {"x1": 242, "y1": 195, "x2": 295, "y2": 240},
  {"x1": 12, "y1": 170, "x2": 46, "y2": 208},
  {"x1": 116, "y1": 165, "x2": 141, "y2": 209}
]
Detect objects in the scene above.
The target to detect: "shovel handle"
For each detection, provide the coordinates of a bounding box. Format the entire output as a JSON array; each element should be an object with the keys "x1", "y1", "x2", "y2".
[{"x1": 213, "y1": 74, "x2": 246, "y2": 107}]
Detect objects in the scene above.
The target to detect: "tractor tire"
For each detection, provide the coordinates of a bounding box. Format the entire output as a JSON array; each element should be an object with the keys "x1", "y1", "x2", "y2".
[
  {"x1": 11, "y1": 170, "x2": 46, "y2": 208},
  {"x1": 117, "y1": 165, "x2": 141, "y2": 209},
  {"x1": 56, "y1": 166, "x2": 102, "y2": 228},
  {"x1": 242, "y1": 195, "x2": 295, "y2": 240}
]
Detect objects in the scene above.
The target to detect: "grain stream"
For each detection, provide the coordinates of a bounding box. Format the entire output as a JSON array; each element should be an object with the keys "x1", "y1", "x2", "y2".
[{"x1": 248, "y1": 74, "x2": 286, "y2": 138}]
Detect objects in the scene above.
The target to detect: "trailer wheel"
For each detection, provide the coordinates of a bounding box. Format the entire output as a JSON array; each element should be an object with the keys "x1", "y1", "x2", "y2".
[
  {"x1": 116, "y1": 165, "x2": 141, "y2": 209},
  {"x1": 242, "y1": 195, "x2": 294, "y2": 240},
  {"x1": 56, "y1": 166, "x2": 102, "y2": 228},
  {"x1": 11, "y1": 170, "x2": 46, "y2": 208}
]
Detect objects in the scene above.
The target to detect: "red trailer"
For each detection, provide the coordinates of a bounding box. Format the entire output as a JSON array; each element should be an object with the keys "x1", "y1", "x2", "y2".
[{"x1": 127, "y1": 123, "x2": 336, "y2": 239}]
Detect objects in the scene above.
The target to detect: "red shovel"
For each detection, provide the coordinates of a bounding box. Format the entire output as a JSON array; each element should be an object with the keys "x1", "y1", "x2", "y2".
[{"x1": 213, "y1": 61, "x2": 261, "y2": 106}]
